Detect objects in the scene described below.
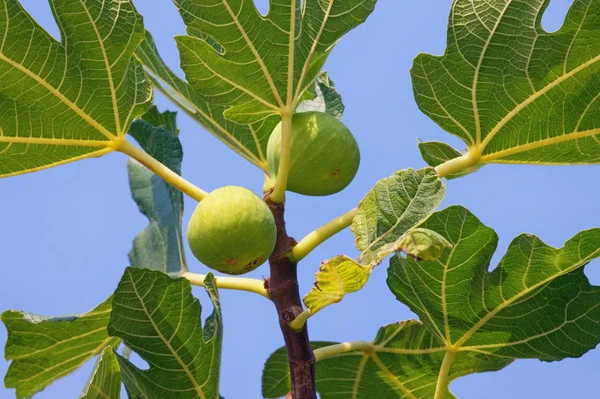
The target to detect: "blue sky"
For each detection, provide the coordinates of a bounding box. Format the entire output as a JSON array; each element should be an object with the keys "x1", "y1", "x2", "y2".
[{"x1": 1, "y1": 0, "x2": 599, "y2": 398}]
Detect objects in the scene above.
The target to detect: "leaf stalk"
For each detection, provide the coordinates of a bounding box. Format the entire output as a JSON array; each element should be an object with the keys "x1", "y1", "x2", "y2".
[
  {"x1": 270, "y1": 111, "x2": 293, "y2": 204},
  {"x1": 117, "y1": 140, "x2": 207, "y2": 201},
  {"x1": 290, "y1": 208, "x2": 358, "y2": 261},
  {"x1": 181, "y1": 272, "x2": 269, "y2": 299}
]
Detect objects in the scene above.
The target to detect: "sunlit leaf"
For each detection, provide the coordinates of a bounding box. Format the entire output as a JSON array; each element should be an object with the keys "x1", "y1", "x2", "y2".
[
  {"x1": 127, "y1": 107, "x2": 186, "y2": 274},
  {"x1": 80, "y1": 348, "x2": 121, "y2": 399},
  {"x1": 108, "y1": 268, "x2": 223, "y2": 399},
  {"x1": 174, "y1": 0, "x2": 376, "y2": 123},
  {"x1": 352, "y1": 168, "x2": 445, "y2": 265},
  {"x1": 262, "y1": 321, "x2": 508, "y2": 399},
  {"x1": 0, "y1": 0, "x2": 152, "y2": 177},
  {"x1": 413, "y1": 0, "x2": 600, "y2": 175},
  {"x1": 136, "y1": 31, "x2": 275, "y2": 170},
  {"x1": 2, "y1": 298, "x2": 119, "y2": 398},
  {"x1": 303, "y1": 255, "x2": 371, "y2": 315}
]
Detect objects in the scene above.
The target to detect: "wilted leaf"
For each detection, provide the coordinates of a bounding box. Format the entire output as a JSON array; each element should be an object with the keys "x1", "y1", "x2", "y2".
[
  {"x1": 0, "y1": 0, "x2": 152, "y2": 177},
  {"x1": 303, "y1": 256, "x2": 372, "y2": 315}
]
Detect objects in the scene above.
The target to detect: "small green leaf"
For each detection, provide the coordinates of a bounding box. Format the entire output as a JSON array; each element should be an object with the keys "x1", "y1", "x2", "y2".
[
  {"x1": 0, "y1": 0, "x2": 152, "y2": 178},
  {"x1": 127, "y1": 107, "x2": 187, "y2": 274},
  {"x1": 418, "y1": 141, "x2": 480, "y2": 179},
  {"x1": 2, "y1": 298, "x2": 119, "y2": 398},
  {"x1": 303, "y1": 256, "x2": 371, "y2": 315},
  {"x1": 136, "y1": 31, "x2": 276, "y2": 170},
  {"x1": 412, "y1": 0, "x2": 600, "y2": 172},
  {"x1": 352, "y1": 168, "x2": 446, "y2": 265},
  {"x1": 379, "y1": 228, "x2": 452, "y2": 262},
  {"x1": 174, "y1": 0, "x2": 376, "y2": 123},
  {"x1": 80, "y1": 348, "x2": 121, "y2": 399},
  {"x1": 262, "y1": 321, "x2": 509, "y2": 399},
  {"x1": 297, "y1": 72, "x2": 345, "y2": 120},
  {"x1": 108, "y1": 268, "x2": 223, "y2": 399}
]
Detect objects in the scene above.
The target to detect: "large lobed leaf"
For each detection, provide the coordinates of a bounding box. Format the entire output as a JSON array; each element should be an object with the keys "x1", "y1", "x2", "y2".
[
  {"x1": 2, "y1": 297, "x2": 119, "y2": 398},
  {"x1": 108, "y1": 267, "x2": 223, "y2": 399},
  {"x1": 174, "y1": 0, "x2": 376, "y2": 123},
  {"x1": 390, "y1": 206, "x2": 600, "y2": 361},
  {"x1": 262, "y1": 321, "x2": 508, "y2": 399},
  {"x1": 0, "y1": 0, "x2": 152, "y2": 177},
  {"x1": 265, "y1": 206, "x2": 600, "y2": 398},
  {"x1": 127, "y1": 107, "x2": 187, "y2": 274},
  {"x1": 414, "y1": 0, "x2": 600, "y2": 173},
  {"x1": 136, "y1": 31, "x2": 277, "y2": 170}
]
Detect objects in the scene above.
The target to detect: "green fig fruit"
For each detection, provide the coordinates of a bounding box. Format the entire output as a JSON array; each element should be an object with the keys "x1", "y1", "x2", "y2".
[
  {"x1": 187, "y1": 186, "x2": 276, "y2": 275},
  {"x1": 267, "y1": 112, "x2": 360, "y2": 196}
]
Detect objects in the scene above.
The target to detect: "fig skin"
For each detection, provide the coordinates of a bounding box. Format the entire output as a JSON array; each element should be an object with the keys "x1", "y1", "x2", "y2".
[
  {"x1": 186, "y1": 186, "x2": 276, "y2": 275},
  {"x1": 267, "y1": 112, "x2": 360, "y2": 196}
]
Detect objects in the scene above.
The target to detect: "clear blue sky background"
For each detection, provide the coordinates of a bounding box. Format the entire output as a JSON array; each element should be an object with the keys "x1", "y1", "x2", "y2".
[{"x1": 1, "y1": 1, "x2": 599, "y2": 398}]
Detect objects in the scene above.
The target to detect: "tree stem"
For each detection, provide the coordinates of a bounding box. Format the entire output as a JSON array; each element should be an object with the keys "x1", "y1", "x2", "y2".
[{"x1": 265, "y1": 197, "x2": 317, "y2": 399}]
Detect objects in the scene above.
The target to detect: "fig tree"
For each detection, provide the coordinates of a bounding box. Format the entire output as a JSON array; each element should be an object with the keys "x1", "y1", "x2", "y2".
[
  {"x1": 186, "y1": 186, "x2": 276, "y2": 275},
  {"x1": 267, "y1": 112, "x2": 360, "y2": 196}
]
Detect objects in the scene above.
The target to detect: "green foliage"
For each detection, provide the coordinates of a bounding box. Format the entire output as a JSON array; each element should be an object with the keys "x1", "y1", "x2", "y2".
[
  {"x1": 108, "y1": 268, "x2": 223, "y2": 399},
  {"x1": 2, "y1": 0, "x2": 600, "y2": 398},
  {"x1": 174, "y1": 0, "x2": 376, "y2": 123},
  {"x1": 264, "y1": 205, "x2": 600, "y2": 398},
  {"x1": 187, "y1": 186, "x2": 277, "y2": 275},
  {"x1": 80, "y1": 348, "x2": 121, "y2": 399},
  {"x1": 136, "y1": 30, "x2": 276, "y2": 170},
  {"x1": 413, "y1": 0, "x2": 600, "y2": 170},
  {"x1": 352, "y1": 168, "x2": 446, "y2": 265},
  {"x1": 2, "y1": 298, "x2": 119, "y2": 398},
  {"x1": 0, "y1": 0, "x2": 152, "y2": 177},
  {"x1": 389, "y1": 206, "x2": 600, "y2": 361},
  {"x1": 267, "y1": 112, "x2": 360, "y2": 196},
  {"x1": 262, "y1": 321, "x2": 508, "y2": 399},
  {"x1": 128, "y1": 107, "x2": 187, "y2": 274}
]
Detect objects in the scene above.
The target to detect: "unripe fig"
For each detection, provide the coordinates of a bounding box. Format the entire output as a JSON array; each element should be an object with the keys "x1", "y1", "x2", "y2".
[
  {"x1": 186, "y1": 186, "x2": 276, "y2": 275},
  {"x1": 267, "y1": 112, "x2": 360, "y2": 196}
]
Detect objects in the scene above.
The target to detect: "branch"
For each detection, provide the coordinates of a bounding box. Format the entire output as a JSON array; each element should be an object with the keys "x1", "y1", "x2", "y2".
[
  {"x1": 181, "y1": 272, "x2": 269, "y2": 299},
  {"x1": 270, "y1": 111, "x2": 293, "y2": 203},
  {"x1": 290, "y1": 208, "x2": 358, "y2": 261},
  {"x1": 265, "y1": 197, "x2": 317, "y2": 399},
  {"x1": 117, "y1": 140, "x2": 207, "y2": 201}
]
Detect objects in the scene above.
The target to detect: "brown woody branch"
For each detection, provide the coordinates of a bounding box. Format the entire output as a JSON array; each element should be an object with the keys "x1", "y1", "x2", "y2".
[{"x1": 264, "y1": 196, "x2": 317, "y2": 399}]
